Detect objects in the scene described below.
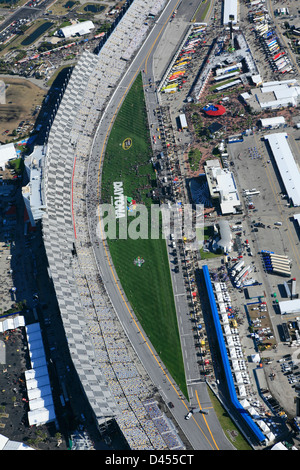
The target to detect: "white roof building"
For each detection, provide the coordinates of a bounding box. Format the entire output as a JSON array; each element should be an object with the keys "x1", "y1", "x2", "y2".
[
  {"x1": 259, "y1": 116, "x2": 286, "y2": 128},
  {"x1": 22, "y1": 146, "x2": 46, "y2": 227},
  {"x1": 264, "y1": 133, "x2": 300, "y2": 207},
  {"x1": 242, "y1": 79, "x2": 300, "y2": 111},
  {"x1": 58, "y1": 21, "x2": 95, "y2": 39},
  {"x1": 279, "y1": 299, "x2": 300, "y2": 315},
  {"x1": 223, "y1": 0, "x2": 238, "y2": 24},
  {"x1": 0, "y1": 142, "x2": 17, "y2": 171},
  {"x1": 205, "y1": 159, "x2": 241, "y2": 214}
]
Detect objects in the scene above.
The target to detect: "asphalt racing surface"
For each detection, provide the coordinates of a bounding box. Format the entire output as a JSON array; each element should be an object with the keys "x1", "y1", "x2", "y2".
[{"x1": 84, "y1": 0, "x2": 235, "y2": 451}]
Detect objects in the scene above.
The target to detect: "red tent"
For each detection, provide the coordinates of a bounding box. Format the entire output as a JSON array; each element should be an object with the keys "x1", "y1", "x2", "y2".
[{"x1": 203, "y1": 104, "x2": 226, "y2": 116}]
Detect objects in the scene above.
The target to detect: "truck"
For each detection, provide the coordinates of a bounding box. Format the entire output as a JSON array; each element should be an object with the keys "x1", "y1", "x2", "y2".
[
  {"x1": 231, "y1": 260, "x2": 244, "y2": 277},
  {"x1": 235, "y1": 265, "x2": 251, "y2": 284}
]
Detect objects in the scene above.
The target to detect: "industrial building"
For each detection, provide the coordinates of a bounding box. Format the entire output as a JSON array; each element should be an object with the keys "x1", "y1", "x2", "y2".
[
  {"x1": 241, "y1": 79, "x2": 300, "y2": 111},
  {"x1": 57, "y1": 21, "x2": 95, "y2": 39},
  {"x1": 279, "y1": 299, "x2": 300, "y2": 315},
  {"x1": 264, "y1": 133, "x2": 300, "y2": 207},
  {"x1": 204, "y1": 159, "x2": 241, "y2": 214}
]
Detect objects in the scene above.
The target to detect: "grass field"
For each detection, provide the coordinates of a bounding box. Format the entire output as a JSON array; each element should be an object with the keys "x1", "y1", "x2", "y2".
[{"x1": 101, "y1": 73, "x2": 187, "y2": 397}]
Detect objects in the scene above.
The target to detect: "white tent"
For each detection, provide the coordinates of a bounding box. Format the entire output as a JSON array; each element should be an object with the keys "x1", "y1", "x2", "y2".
[
  {"x1": 221, "y1": 313, "x2": 229, "y2": 324},
  {"x1": 214, "y1": 283, "x2": 221, "y2": 292},
  {"x1": 238, "y1": 384, "x2": 246, "y2": 396},
  {"x1": 26, "y1": 375, "x2": 50, "y2": 391},
  {"x1": 271, "y1": 442, "x2": 288, "y2": 450},
  {"x1": 267, "y1": 431, "x2": 276, "y2": 442},
  {"x1": 0, "y1": 315, "x2": 26, "y2": 332},
  {"x1": 234, "y1": 371, "x2": 244, "y2": 384},
  {"x1": 248, "y1": 407, "x2": 260, "y2": 419},
  {"x1": 224, "y1": 324, "x2": 231, "y2": 336},
  {"x1": 26, "y1": 323, "x2": 41, "y2": 335},
  {"x1": 27, "y1": 384, "x2": 52, "y2": 401},
  {"x1": 28, "y1": 405, "x2": 56, "y2": 426},
  {"x1": 231, "y1": 359, "x2": 240, "y2": 371},
  {"x1": 28, "y1": 339, "x2": 44, "y2": 351},
  {"x1": 240, "y1": 398, "x2": 250, "y2": 408},
  {"x1": 226, "y1": 336, "x2": 234, "y2": 346},
  {"x1": 0, "y1": 434, "x2": 9, "y2": 450},
  {"x1": 229, "y1": 347, "x2": 237, "y2": 358},
  {"x1": 29, "y1": 395, "x2": 54, "y2": 411},
  {"x1": 25, "y1": 366, "x2": 48, "y2": 380},
  {"x1": 257, "y1": 420, "x2": 270, "y2": 432},
  {"x1": 250, "y1": 353, "x2": 261, "y2": 363},
  {"x1": 219, "y1": 303, "x2": 226, "y2": 314}
]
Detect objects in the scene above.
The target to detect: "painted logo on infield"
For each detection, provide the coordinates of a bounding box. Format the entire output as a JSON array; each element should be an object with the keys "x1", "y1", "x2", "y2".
[{"x1": 122, "y1": 137, "x2": 132, "y2": 150}]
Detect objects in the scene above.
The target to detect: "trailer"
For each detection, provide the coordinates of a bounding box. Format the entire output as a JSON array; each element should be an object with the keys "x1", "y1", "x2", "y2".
[
  {"x1": 231, "y1": 260, "x2": 244, "y2": 277},
  {"x1": 284, "y1": 282, "x2": 291, "y2": 298},
  {"x1": 272, "y1": 51, "x2": 284, "y2": 61},
  {"x1": 270, "y1": 260, "x2": 290, "y2": 268},
  {"x1": 235, "y1": 265, "x2": 251, "y2": 283},
  {"x1": 277, "y1": 61, "x2": 288, "y2": 71},
  {"x1": 291, "y1": 278, "x2": 297, "y2": 298},
  {"x1": 179, "y1": 113, "x2": 188, "y2": 129},
  {"x1": 271, "y1": 263, "x2": 291, "y2": 272},
  {"x1": 271, "y1": 268, "x2": 291, "y2": 277},
  {"x1": 269, "y1": 253, "x2": 290, "y2": 261}
]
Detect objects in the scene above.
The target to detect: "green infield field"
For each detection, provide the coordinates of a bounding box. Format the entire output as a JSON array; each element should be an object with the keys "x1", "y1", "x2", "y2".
[{"x1": 101, "y1": 73, "x2": 187, "y2": 397}]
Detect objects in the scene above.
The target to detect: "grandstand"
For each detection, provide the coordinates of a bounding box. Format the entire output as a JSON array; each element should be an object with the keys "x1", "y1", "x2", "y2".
[{"x1": 31, "y1": 0, "x2": 186, "y2": 451}]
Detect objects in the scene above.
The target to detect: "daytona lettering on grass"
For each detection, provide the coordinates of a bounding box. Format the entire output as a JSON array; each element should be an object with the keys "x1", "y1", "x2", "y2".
[{"x1": 113, "y1": 181, "x2": 126, "y2": 219}]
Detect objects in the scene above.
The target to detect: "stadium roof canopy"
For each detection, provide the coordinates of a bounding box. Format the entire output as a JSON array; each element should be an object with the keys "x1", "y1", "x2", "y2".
[{"x1": 264, "y1": 132, "x2": 300, "y2": 207}]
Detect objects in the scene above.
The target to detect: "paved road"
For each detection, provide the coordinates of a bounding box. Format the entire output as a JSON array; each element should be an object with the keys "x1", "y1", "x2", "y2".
[
  {"x1": 86, "y1": 0, "x2": 234, "y2": 451},
  {"x1": 0, "y1": 0, "x2": 54, "y2": 33}
]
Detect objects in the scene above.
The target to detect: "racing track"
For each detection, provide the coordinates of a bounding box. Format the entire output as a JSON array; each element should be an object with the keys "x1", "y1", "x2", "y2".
[{"x1": 85, "y1": 0, "x2": 234, "y2": 451}]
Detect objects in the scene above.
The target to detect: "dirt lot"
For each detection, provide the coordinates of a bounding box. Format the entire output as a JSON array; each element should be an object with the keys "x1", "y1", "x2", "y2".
[{"x1": 0, "y1": 77, "x2": 46, "y2": 139}]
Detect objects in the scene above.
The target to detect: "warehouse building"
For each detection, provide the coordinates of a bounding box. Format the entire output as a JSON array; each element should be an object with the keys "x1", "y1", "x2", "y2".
[
  {"x1": 241, "y1": 79, "x2": 300, "y2": 111},
  {"x1": 264, "y1": 133, "x2": 300, "y2": 207},
  {"x1": 279, "y1": 299, "x2": 300, "y2": 315},
  {"x1": 223, "y1": 0, "x2": 238, "y2": 25}
]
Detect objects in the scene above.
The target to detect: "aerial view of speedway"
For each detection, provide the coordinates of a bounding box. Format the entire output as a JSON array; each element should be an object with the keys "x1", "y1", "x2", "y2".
[{"x1": 0, "y1": 0, "x2": 300, "y2": 455}]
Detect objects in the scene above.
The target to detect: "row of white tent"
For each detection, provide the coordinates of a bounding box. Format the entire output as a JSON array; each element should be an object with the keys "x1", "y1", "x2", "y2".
[
  {"x1": 214, "y1": 283, "x2": 252, "y2": 396},
  {"x1": 240, "y1": 399, "x2": 286, "y2": 444},
  {"x1": 25, "y1": 323, "x2": 56, "y2": 426},
  {"x1": 0, "y1": 433, "x2": 34, "y2": 450}
]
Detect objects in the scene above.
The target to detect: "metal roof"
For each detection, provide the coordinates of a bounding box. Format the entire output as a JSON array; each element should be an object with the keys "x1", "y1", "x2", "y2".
[
  {"x1": 264, "y1": 133, "x2": 300, "y2": 207},
  {"x1": 223, "y1": 0, "x2": 238, "y2": 24}
]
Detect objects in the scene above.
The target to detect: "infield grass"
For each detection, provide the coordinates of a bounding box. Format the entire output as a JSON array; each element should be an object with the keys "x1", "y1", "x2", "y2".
[{"x1": 101, "y1": 73, "x2": 187, "y2": 397}]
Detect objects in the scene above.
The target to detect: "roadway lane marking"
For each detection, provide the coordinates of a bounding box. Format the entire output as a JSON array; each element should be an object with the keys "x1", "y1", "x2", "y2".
[{"x1": 195, "y1": 389, "x2": 219, "y2": 451}]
